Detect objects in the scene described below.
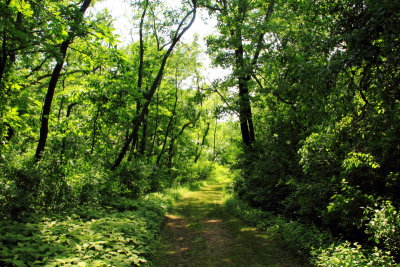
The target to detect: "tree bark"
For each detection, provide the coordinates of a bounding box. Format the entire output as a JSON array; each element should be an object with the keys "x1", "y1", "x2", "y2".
[
  {"x1": 232, "y1": 0, "x2": 274, "y2": 147},
  {"x1": 234, "y1": 33, "x2": 256, "y2": 146},
  {"x1": 213, "y1": 112, "x2": 217, "y2": 161},
  {"x1": 148, "y1": 90, "x2": 159, "y2": 157},
  {"x1": 168, "y1": 120, "x2": 193, "y2": 169},
  {"x1": 34, "y1": 0, "x2": 92, "y2": 162},
  {"x1": 90, "y1": 105, "x2": 100, "y2": 155},
  {"x1": 0, "y1": 30, "x2": 7, "y2": 86},
  {"x1": 0, "y1": 0, "x2": 12, "y2": 86},
  {"x1": 139, "y1": 115, "x2": 148, "y2": 155}
]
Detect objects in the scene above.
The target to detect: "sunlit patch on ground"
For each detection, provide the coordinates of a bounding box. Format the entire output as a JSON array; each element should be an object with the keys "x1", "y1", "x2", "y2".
[
  {"x1": 204, "y1": 219, "x2": 223, "y2": 223},
  {"x1": 149, "y1": 166, "x2": 307, "y2": 266}
]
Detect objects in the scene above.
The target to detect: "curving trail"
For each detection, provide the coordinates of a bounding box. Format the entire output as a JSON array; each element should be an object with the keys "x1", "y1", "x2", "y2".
[{"x1": 149, "y1": 167, "x2": 307, "y2": 267}]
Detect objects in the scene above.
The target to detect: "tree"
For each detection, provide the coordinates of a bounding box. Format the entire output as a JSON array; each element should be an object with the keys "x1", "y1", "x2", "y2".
[
  {"x1": 34, "y1": 0, "x2": 93, "y2": 161},
  {"x1": 112, "y1": 0, "x2": 197, "y2": 169},
  {"x1": 203, "y1": 0, "x2": 275, "y2": 146}
]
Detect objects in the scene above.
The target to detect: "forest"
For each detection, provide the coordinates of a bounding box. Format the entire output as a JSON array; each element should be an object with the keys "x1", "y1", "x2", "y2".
[{"x1": 0, "y1": 0, "x2": 399, "y2": 266}]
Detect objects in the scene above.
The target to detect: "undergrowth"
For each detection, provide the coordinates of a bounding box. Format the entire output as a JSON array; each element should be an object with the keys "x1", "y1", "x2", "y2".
[
  {"x1": 224, "y1": 196, "x2": 399, "y2": 266},
  {"x1": 0, "y1": 167, "x2": 212, "y2": 266},
  {"x1": 0, "y1": 197, "x2": 167, "y2": 266}
]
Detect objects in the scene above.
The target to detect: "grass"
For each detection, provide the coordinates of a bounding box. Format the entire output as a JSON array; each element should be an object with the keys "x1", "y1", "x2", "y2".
[
  {"x1": 0, "y1": 164, "x2": 322, "y2": 266},
  {"x1": 148, "y1": 165, "x2": 307, "y2": 266}
]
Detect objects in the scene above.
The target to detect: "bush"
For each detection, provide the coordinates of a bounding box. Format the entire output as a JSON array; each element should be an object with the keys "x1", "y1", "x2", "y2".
[
  {"x1": 0, "y1": 152, "x2": 71, "y2": 219},
  {"x1": 225, "y1": 196, "x2": 399, "y2": 265},
  {"x1": 225, "y1": 196, "x2": 335, "y2": 260},
  {"x1": 190, "y1": 161, "x2": 214, "y2": 181},
  {"x1": 177, "y1": 160, "x2": 215, "y2": 184},
  {"x1": 365, "y1": 201, "x2": 400, "y2": 258},
  {"x1": 110, "y1": 159, "x2": 155, "y2": 199},
  {"x1": 313, "y1": 241, "x2": 396, "y2": 266},
  {"x1": 268, "y1": 218, "x2": 334, "y2": 258},
  {"x1": 225, "y1": 196, "x2": 275, "y2": 229},
  {"x1": 0, "y1": 164, "x2": 202, "y2": 266}
]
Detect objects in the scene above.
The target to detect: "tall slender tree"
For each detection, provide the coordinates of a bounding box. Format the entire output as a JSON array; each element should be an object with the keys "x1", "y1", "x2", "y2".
[
  {"x1": 34, "y1": 0, "x2": 93, "y2": 161},
  {"x1": 112, "y1": 0, "x2": 197, "y2": 169},
  {"x1": 202, "y1": 0, "x2": 275, "y2": 146}
]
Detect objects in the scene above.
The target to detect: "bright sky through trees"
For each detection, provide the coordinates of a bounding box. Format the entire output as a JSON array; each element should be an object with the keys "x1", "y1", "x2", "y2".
[
  {"x1": 94, "y1": 0, "x2": 217, "y2": 44},
  {"x1": 93, "y1": 0, "x2": 227, "y2": 81}
]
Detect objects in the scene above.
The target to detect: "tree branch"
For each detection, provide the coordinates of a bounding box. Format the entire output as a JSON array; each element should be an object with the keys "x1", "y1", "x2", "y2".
[{"x1": 251, "y1": 0, "x2": 275, "y2": 66}]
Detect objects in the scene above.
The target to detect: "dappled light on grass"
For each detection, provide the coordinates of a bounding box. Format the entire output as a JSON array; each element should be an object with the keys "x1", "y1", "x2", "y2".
[
  {"x1": 239, "y1": 226, "x2": 257, "y2": 232},
  {"x1": 150, "y1": 166, "x2": 306, "y2": 266},
  {"x1": 204, "y1": 219, "x2": 223, "y2": 223}
]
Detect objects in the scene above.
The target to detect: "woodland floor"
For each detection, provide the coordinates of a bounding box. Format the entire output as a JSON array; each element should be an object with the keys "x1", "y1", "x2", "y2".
[{"x1": 148, "y1": 168, "x2": 307, "y2": 267}]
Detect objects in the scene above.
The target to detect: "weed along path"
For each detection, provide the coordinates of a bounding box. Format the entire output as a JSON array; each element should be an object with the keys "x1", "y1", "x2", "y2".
[{"x1": 149, "y1": 167, "x2": 305, "y2": 267}]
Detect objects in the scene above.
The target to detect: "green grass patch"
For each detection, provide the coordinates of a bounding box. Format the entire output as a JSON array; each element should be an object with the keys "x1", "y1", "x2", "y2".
[
  {"x1": 224, "y1": 196, "x2": 399, "y2": 266},
  {"x1": 224, "y1": 195, "x2": 335, "y2": 261}
]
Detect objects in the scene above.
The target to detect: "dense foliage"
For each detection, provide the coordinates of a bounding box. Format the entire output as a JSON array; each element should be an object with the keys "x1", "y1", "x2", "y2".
[
  {"x1": 1, "y1": 0, "x2": 399, "y2": 265},
  {"x1": 0, "y1": 1, "x2": 223, "y2": 264},
  {"x1": 0, "y1": 199, "x2": 165, "y2": 266},
  {"x1": 201, "y1": 0, "x2": 400, "y2": 264},
  {"x1": 0, "y1": 0, "x2": 218, "y2": 217}
]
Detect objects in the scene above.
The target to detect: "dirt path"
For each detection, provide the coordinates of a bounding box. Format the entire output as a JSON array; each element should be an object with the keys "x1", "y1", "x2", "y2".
[{"x1": 149, "y1": 168, "x2": 307, "y2": 267}]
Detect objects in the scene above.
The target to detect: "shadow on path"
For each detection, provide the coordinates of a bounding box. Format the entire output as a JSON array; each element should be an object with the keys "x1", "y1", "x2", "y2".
[{"x1": 149, "y1": 171, "x2": 308, "y2": 267}]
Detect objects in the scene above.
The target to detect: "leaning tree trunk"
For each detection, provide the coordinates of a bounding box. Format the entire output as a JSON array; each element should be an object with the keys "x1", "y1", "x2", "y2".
[
  {"x1": 112, "y1": 4, "x2": 197, "y2": 170},
  {"x1": 34, "y1": 0, "x2": 92, "y2": 162},
  {"x1": 194, "y1": 122, "x2": 210, "y2": 163}
]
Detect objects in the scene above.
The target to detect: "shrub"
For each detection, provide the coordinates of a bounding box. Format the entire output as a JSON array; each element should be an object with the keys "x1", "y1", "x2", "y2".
[
  {"x1": 364, "y1": 201, "x2": 400, "y2": 258},
  {"x1": 190, "y1": 161, "x2": 214, "y2": 181},
  {"x1": 225, "y1": 196, "x2": 335, "y2": 260},
  {"x1": 0, "y1": 198, "x2": 166, "y2": 266},
  {"x1": 224, "y1": 196, "x2": 275, "y2": 229},
  {"x1": 268, "y1": 219, "x2": 334, "y2": 258},
  {"x1": 177, "y1": 160, "x2": 215, "y2": 184},
  {"x1": 111, "y1": 159, "x2": 155, "y2": 199},
  {"x1": 0, "y1": 152, "x2": 72, "y2": 219},
  {"x1": 313, "y1": 242, "x2": 396, "y2": 266}
]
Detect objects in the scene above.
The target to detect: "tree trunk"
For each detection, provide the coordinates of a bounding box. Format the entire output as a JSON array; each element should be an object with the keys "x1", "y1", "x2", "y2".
[
  {"x1": 213, "y1": 113, "x2": 217, "y2": 161},
  {"x1": 0, "y1": 30, "x2": 7, "y2": 86},
  {"x1": 0, "y1": 0, "x2": 12, "y2": 86},
  {"x1": 60, "y1": 103, "x2": 77, "y2": 162},
  {"x1": 148, "y1": 90, "x2": 159, "y2": 157},
  {"x1": 126, "y1": 0, "x2": 148, "y2": 161},
  {"x1": 234, "y1": 39, "x2": 256, "y2": 146},
  {"x1": 156, "y1": 86, "x2": 178, "y2": 166},
  {"x1": 34, "y1": 0, "x2": 92, "y2": 162},
  {"x1": 90, "y1": 105, "x2": 100, "y2": 155},
  {"x1": 127, "y1": 128, "x2": 139, "y2": 161},
  {"x1": 194, "y1": 122, "x2": 210, "y2": 163},
  {"x1": 112, "y1": 5, "x2": 196, "y2": 170},
  {"x1": 139, "y1": 114, "x2": 148, "y2": 155}
]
